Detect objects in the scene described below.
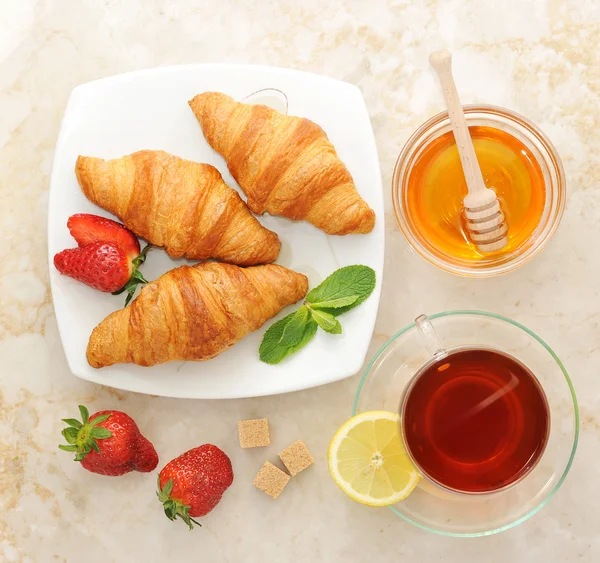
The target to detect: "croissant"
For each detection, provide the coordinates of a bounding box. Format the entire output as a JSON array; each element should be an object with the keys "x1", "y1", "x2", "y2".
[
  {"x1": 76, "y1": 150, "x2": 281, "y2": 266},
  {"x1": 188, "y1": 92, "x2": 376, "y2": 235},
  {"x1": 87, "y1": 262, "x2": 308, "y2": 368}
]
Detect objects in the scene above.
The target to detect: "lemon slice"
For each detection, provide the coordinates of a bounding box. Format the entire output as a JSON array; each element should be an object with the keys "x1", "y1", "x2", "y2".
[{"x1": 328, "y1": 411, "x2": 420, "y2": 506}]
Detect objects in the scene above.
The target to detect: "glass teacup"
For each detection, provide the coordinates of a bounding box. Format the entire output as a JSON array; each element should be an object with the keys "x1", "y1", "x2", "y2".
[
  {"x1": 354, "y1": 311, "x2": 578, "y2": 536},
  {"x1": 400, "y1": 316, "x2": 550, "y2": 495}
]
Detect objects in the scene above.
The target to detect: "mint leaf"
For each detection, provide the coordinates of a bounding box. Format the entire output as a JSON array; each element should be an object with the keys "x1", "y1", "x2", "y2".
[
  {"x1": 259, "y1": 265, "x2": 376, "y2": 364},
  {"x1": 284, "y1": 319, "x2": 318, "y2": 362},
  {"x1": 260, "y1": 313, "x2": 318, "y2": 365},
  {"x1": 306, "y1": 265, "x2": 375, "y2": 316},
  {"x1": 261, "y1": 312, "x2": 295, "y2": 352},
  {"x1": 310, "y1": 309, "x2": 342, "y2": 334},
  {"x1": 309, "y1": 295, "x2": 358, "y2": 310},
  {"x1": 279, "y1": 306, "x2": 310, "y2": 347}
]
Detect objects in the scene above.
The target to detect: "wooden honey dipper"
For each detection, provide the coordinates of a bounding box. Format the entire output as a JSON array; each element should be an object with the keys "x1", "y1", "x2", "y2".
[{"x1": 429, "y1": 50, "x2": 508, "y2": 253}]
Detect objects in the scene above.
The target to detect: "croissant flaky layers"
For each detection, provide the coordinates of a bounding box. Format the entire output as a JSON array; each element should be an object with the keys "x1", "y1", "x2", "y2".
[
  {"x1": 86, "y1": 263, "x2": 308, "y2": 368},
  {"x1": 188, "y1": 92, "x2": 376, "y2": 235},
  {"x1": 76, "y1": 150, "x2": 281, "y2": 265}
]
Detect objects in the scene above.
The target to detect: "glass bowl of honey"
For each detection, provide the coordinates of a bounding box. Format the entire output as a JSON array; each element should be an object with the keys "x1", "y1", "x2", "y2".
[
  {"x1": 353, "y1": 310, "x2": 579, "y2": 536},
  {"x1": 392, "y1": 106, "x2": 566, "y2": 276}
]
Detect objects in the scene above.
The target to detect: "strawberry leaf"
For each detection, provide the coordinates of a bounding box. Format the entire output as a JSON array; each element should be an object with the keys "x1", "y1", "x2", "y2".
[
  {"x1": 61, "y1": 418, "x2": 83, "y2": 429},
  {"x1": 90, "y1": 427, "x2": 112, "y2": 439},
  {"x1": 90, "y1": 413, "x2": 111, "y2": 426},
  {"x1": 112, "y1": 244, "x2": 152, "y2": 307},
  {"x1": 62, "y1": 427, "x2": 78, "y2": 444},
  {"x1": 163, "y1": 478, "x2": 173, "y2": 497},
  {"x1": 78, "y1": 405, "x2": 89, "y2": 424},
  {"x1": 59, "y1": 406, "x2": 113, "y2": 463},
  {"x1": 164, "y1": 504, "x2": 176, "y2": 521},
  {"x1": 156, "y1": 477, "x2": 201, "y2": 530},
  {"x1": 132, "y1": 242, "x2": 152, "y2": 268}
]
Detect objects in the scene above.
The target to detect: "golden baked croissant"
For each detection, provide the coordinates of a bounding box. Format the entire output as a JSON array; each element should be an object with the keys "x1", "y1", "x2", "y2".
[
  {"x1": 76, "y1": 150, "x2": 281, "y2": 265},
  {"x1": 87, "y1": 262, "x2": 308, "y2": 368},
  {"x1": 188, "y1": 92, "x2": 376, "y2": 235}
]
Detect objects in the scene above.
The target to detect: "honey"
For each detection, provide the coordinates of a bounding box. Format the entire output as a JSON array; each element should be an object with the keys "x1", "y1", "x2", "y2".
[{"x1": 406, "y1": 126, "x2": 546, "y2": 262}]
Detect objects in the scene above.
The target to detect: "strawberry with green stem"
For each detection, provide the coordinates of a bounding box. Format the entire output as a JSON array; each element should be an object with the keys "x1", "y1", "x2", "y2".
[
  {"x1": 54, "y1": 213, "x2": 151, "y2": 305},
  {"x1": 110, "y1": 243, "x2": 151, "y2": 305},
  {"x1": 157, "y1": 445, "x2": 234, "y2": 529},
  {"x1": 59, "y1": 405, "x2": 158, "y2": 476}
]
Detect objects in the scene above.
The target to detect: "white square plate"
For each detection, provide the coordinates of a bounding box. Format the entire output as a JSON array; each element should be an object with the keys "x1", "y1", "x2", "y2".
[{"x1": 48, "y1": 64, "x2": 384, "y2": 399}]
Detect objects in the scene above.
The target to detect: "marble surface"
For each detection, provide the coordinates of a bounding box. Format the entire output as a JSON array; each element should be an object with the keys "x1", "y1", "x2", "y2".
[{"x1": 1, "y1": 0, "x2": 599, "y2": 561}]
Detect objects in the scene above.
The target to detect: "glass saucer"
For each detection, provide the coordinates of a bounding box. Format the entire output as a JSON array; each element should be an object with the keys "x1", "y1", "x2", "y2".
[{"x1": 353, "y1": 310, "x2": 579, "y2": 537}]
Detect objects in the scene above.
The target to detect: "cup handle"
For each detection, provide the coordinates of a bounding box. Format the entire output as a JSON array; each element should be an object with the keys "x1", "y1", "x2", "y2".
[
  {"x1": 415, "y1": 314, "x2": 447, "y2": 360},
  {"x1": 241, "y1": 88, "x2": 289, "y2": 115}
]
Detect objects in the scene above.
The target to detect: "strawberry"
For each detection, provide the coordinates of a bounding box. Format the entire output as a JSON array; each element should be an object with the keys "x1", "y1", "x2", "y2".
[
  {"x1": 54, "y1": 242, "x2": 133, "y2": 292},
  {"x1": 67, "y1": 213, "x2": 140, "y2": 260},
  {"x1": 59, "y1": 405, "x2": 158, "y2": 476},
  {"x1": 157, "y1": 445, "x2": 234, "y2": 529},
  {"x1": 55, "y1": 213, "x2": 151, "y2": 304}
]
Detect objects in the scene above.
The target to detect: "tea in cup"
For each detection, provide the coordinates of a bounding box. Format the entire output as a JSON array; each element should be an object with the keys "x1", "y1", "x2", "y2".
[{"x1": 400, "y1": 338, "x2": 550, "y2": 494}]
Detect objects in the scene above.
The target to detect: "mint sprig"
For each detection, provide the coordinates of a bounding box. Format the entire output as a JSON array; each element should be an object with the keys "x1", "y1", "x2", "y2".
[{"x1": 259, "y1": 265, "x2": 376, "y2": 365}]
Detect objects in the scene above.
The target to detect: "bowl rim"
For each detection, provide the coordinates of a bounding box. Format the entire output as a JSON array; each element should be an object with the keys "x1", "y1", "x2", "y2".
[{"x1": 352, "y1": 309, "x2": 579, "y2": 537}]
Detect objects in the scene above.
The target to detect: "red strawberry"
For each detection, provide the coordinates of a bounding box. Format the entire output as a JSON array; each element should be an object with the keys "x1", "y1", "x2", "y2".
[
  {"x1": 59, "y1": 405, "x2": 158, "y2": 476},
  {"x1": 68, "y1": 213, "x2": 140, "y2": 260},
  {"x1": 54, "y1": 242, "x2": 132, "y2": 292},
  {"x1": 55, "y1": 213, "x2": 151, "y2": 303},
  {"x1": 157, "y1": 445, "x2": 234, "y2": 529}
]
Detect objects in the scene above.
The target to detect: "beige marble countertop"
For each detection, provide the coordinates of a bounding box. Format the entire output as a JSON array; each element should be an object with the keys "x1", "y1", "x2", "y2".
[{"x1": 2, "y1": 0, "x2": 599, "y2": 561}]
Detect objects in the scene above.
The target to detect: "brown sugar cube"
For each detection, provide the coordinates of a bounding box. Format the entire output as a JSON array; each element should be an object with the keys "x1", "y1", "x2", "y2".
[
  {"x1": 278, "y1": 440, "x2": 315, "y2": 476},
  {"x1": 253, "y1": 461, "x2": 290, "y2": 499},
  {"x1": 238, "y1": 418, "x2": 270, "y2": 448}
]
